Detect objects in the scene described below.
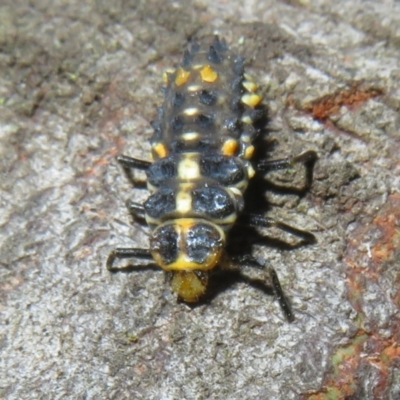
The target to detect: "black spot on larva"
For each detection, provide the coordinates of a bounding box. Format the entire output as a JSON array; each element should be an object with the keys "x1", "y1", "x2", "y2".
[
  {"x1": 147, "y1": 156, "x2": 178, "y2": 187},
  {"x1": 189, "y1": 41, "x2": 200, "y2": 54},
  {"x1": 233, "y1": 56, "x2": 245, "y2": 75},
  {"x1": 223, "y1": 117, "x2": 240, "y2": 133},
  {"x1": 156, "y1": 106, "x2": 164, "y2": 119},
  {"x1": 231, "y1": 77, "x2": 243, "y2": 93},
  {"x1": 150, "y1": 119, "x2": 161, "y2": 132},
  {"x1": 169, "y1": 140, "x2": 186, "y2": 153},
  {"x1": 170, "y1": 140, "x2": 202, "y2": 153},
  {"x1": 230, "y1": 96, "x2": 242, "y2": 113},
  {"x1": 151, "y1": 224, "x2": 178, "y2": 265},
  {"x1": 196, "y1": 114, "x2": 213, "y2": 128},
  {"x1": 185, "y1": 223, "x2": 222, "y2": 263},
  {"x1": 173, "y1": 92, "x2": 185, "y2": 108},
  {"x1": 182, "y1": 50, "x2": 194, "y2": 68},
  {"x1": 199, "y1": 90, "x2": 217, "y2": 106},
  {"x1": 208, "y1": 45, "x2": 223, "y2": 64},
  {"x1": 150, "y1": 118, "x2": 162, "y2": 140},
  {"x1": 198, "y1": 138, "x2": 217, "y2": 152},
  {"x1": 151, "y1": 129, "x2": 162, "y2": 142},
  {"x1": 144, "y1": 188, "x2": 176, "y2": 219},
  {"x1": 192, "y1": 185, "x2": 235, "y2": 219},
  {"x1": 212, "y1": 36, "x2": 228, "y2": 52},
  {"x1": 171, "y1": 116, "x2": 184, "y2": 132},
  {"x1": 249, "y1": 108, "x2": 265, "y2": 122},
  {"x1": 200, "y1": 155, "x2": 245, "y2": 186}
]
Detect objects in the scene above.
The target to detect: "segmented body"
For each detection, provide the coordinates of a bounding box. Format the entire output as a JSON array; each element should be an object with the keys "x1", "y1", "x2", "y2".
[{"x1": 143, "y1": 37, "x2": 265, "y2": 301}]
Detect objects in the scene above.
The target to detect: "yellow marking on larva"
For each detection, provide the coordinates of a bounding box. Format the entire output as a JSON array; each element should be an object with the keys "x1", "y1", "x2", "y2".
[
  {"x1": 247, "y1": 164, "x2": 256, "y2": 179},
  {"x1": 243, "y1": 81, "x2": 258, "y2": 92},
  {"x1": 187, "y1": 84, "x2": 202, "y2": 92},
  {"x1": 175, "y1": 217, "x2": 196, "y2": 229},
  {"x1": 178, "y1": 155, "x2": 201, "y2": 180},
  {"x1": 176, "y1": 191, "x2": 192, "y2": 214},
  {"x1": 144, "y1": 214, "x2": 161, "y2": 227},
  {"x1": 165, "y1": 253, "x2": 200, "y2": 271},
  {"x1": 241, "y1": 116, "x2": 252, "y2": 125},
  {"x1": 152, "y1": 142, "x2": 168, "y2": 158},
  {"x1": 179, "y1": 182, "x2": 196, "y2": 190},
  {"x1": 229, "y1": 187, "x2": 242, "y2": 197},
  {"x1": 183, "y1": 107, "x2": 200, "y2": 116},
  {"x1": 221, "y1": 139, "x2": 239, "y2": 156},
  {"x1": 200, "y1": 65, "x2": 218, "y2": 83},
  {"x1": 211, "y1": 213, "x2": 238, "y2": 226},
  {"x1": 162, "y1": 68, "x2": 175, "y2": 84},
  {"x1": 244, "y1": 73, "x2": 254, "y2": 81},
  {"x1": 175, "y1": 67, "x2": 190, "y2": 86},
  {"x1": 241, "y1": 134, "x2": 251, "y2": 142},
  {"x1": 181, "y1": 132, "x2": 200, "y2": 140},
  {"x1": 241, "y1": 93, "x2": 262, "y2": 108},
  {"x1": 243, "y1": 145, "x2": 255, "y2": 160},
  {"x1": 229, "y1": 176, "x2": 247, "y2": 192},
  {"x1": 152, "y1": 248, "x2": 202, "y2": 273},
  {"x1": 162, "y1": 72, "x2": 169, "y2": 84}
]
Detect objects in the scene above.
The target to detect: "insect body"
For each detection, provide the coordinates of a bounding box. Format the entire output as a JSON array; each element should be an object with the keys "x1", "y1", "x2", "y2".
[{"x1": 107, "y1": 36, "x2": 316, "y2": 320}]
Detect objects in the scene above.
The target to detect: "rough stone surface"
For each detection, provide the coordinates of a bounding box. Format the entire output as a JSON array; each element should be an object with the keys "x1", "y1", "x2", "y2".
[{"x1": 1, "y1": 1, "x2": 399, "y2": 399}]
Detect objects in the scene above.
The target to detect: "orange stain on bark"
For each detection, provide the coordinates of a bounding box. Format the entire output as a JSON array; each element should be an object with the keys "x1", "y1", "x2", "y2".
[{"x1": 305, "y1": 85, "x2": 383, "y2": 121}]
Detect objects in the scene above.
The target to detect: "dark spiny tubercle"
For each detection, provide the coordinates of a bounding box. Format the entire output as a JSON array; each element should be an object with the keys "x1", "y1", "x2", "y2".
[
  {"x1": 199, "y1": 90, "x2": 217, "y2": 105},
  {"x1": 207, "y1": 45, "x2": 223, "y2": 64}
]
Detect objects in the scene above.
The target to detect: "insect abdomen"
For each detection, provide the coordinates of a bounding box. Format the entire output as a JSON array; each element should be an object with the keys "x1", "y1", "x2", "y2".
[{"x1": 150, "y1": 36, "x2": 264, "y2": 163}]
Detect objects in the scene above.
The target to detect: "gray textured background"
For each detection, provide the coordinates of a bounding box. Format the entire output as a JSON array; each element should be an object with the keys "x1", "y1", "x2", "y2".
[{"x1": 1, "y1": 1, "x2": 400, "y2": 399}]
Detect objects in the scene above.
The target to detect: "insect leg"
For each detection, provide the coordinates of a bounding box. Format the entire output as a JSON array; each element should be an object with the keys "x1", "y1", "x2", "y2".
[
  {"x1": 117, "y1": 154, "x2": 151, "y2": 171},
  {"x1": 107, "y1": 248, "x2": 152, "y2": 271},
  {"x1": 231, "y1": 254, "x2": 294, "y2": 322},
  {"x1": 268, "y1": 265, "x2": 294, "y2": 322},
  {"x1": 126, "y1": 200, "x2": 145, "y2": 218},
  {"x1": 257, "y1": 150, "x2": 317, "y2": 172},
  {"x1": 239, "y1": 214, "x2": 316, "y2": 244}
]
